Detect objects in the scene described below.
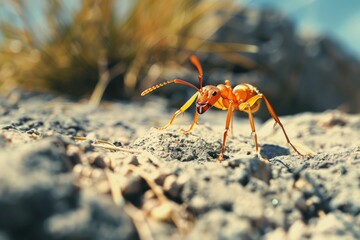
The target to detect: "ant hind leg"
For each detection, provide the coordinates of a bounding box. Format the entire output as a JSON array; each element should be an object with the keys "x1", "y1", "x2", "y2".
[{"x1": 262, "y1": 95, "x2": 305, "y2": 156}]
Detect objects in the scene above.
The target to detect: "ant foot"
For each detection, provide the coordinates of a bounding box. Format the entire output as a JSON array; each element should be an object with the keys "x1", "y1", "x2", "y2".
[
  {"x1": 216, "y1": 155, "x2": 224, "y2": 163},
  {"x1": 257, "y1": 152, "x2": 269, "y2": 163},
  {"x1": 180, "y1": 128, "x2": 191, "y2": 134},
  {"x1": 155, "y1": 125, "x2": 169, "y2": 131},
  {"x1": 180, "y1": 123, "x2": 197, "y2": 134}
]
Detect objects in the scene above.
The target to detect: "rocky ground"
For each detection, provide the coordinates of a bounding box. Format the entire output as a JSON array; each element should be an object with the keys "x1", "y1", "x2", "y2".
[{"x1": 0, "y1": 90, "x2": 359, "y2": 240}]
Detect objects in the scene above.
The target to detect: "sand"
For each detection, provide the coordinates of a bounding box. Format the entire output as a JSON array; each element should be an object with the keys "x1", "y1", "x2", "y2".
[{"x1": 0, "y1": 90, "x2": 359, "y2": 239}]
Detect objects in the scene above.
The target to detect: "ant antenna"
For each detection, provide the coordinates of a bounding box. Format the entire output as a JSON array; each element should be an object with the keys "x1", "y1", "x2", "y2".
[
  {"x1": 141, "y1": 79, "x2": 199, "y2": 96},
  {"x1": 190, "y1": 55, "x2": 203, "y2": 89},
  {"x1": 141, "y1": 55, "x2": 204, "y2": 96}
]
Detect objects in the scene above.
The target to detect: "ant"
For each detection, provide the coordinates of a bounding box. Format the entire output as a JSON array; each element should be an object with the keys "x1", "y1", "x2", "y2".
[{"x1": 141, "y1": 56, "x2": 305, "y2": 162}]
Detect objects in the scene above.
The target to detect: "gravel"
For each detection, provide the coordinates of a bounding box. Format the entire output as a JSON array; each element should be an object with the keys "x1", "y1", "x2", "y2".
[{"x1": 0, "y1": 90, "x2": 359, "y2": 239}]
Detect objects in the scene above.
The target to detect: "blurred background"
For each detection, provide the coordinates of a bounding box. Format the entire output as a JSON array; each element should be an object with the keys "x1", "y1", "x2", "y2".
[{"x1": 0, "y1": 0, "x2": 359, "y2": 118}]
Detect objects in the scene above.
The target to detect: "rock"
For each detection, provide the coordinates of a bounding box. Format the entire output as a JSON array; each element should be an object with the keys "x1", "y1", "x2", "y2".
[
  {"x1": 44, "y1": 189, "x2": 136, "y2": 240},
  {"x1": 0, "y1": 137, "x2": 136, "y2": 240},
  {"x1": 187, "y1": 210, "x2": 255, "y2": 240},
  {"x1": 310, "y1": 212, "x2": 360, "y2": 239}
]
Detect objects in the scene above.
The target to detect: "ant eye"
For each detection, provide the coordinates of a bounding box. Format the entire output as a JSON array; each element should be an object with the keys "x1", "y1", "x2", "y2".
[{"x1": 212, "y1": 91, "x2": 217, "y2": 96}]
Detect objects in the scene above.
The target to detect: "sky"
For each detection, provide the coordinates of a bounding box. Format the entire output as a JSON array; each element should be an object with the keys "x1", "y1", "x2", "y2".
[{"x1": 1, "y1": 0, "x2": 360, "y2": 59}]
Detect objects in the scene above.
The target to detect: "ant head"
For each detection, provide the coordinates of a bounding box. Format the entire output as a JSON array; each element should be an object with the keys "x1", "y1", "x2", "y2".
[
  {"x1": 190, "y1": 56, "x2": 221, "y2": 114},
  {"x1": 196, "y1": 86, "x2": 221, "y2": 114}
]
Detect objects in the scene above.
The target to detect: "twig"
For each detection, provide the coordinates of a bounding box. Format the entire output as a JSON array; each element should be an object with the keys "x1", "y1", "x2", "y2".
[
  {"x1": 124, "y1": 203, "x2": 155, "y2": 240},
  {"x1": 89, "y1": 56, "x2": 125, "y2": 106},
  {"x1": 127, "y1": 165, "x2": 167, "y2": 203},
  {"x1": 105, "y1": 169, "x2": 124, "y2": 206},
  {"x1": 128, "y1": 165, "x2": 194, "y2": 235},
  {"x1": 73, "y1": 136, "x2": 142, "y2": 153}
]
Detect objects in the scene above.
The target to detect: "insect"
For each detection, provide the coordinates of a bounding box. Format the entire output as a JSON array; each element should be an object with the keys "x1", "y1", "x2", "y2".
[{"x1": 141, "y1": 56, "x2": 305, "y2": 162}]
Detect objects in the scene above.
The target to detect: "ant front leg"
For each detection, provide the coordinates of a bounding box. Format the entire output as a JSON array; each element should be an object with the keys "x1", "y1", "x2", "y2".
[
  {"x1": 156, "y1": 92, "x2": 199, "y2": 130},
  {"x1": 180, "y1": 111, "x2": 199, "y2": 133},
  {"x1": 262, "y1": 95, "x2": 305, "y2": 156},
  {"x1": 217, "y1": 102, "x2": 234, "y2": 162},
  {"x1": 240, "y1": 102, "x2": 268, "y2": 162}
]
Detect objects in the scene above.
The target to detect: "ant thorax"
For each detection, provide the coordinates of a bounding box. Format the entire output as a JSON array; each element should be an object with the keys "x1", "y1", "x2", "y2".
[{"x1": 233, "y1": 83, "x2": 260, "y2": 103}]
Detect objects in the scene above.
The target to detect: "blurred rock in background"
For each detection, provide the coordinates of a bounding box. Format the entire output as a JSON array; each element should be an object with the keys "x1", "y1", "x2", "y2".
[
  {"x1": 162, "y1": 8, "x2": 360, "y2": 119},
  {"x1": 211, "y1": 8, "x2": 360, "y2": 117}
]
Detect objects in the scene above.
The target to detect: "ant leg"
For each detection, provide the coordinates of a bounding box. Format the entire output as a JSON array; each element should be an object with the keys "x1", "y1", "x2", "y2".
[
  {"x1": 217, "y1": 102, "x2": 234, "y2": 162},
  {"x1": 230, "y1": 115, "x2": 234, "y2": 137},
  {"x1": 180, "y1": 111, "x2": 199, "y2": 133},
  {"x1": 156, "y1": 92, "x2": 199, "y2": 130},
  {"x1": 262, "y1": 95, "x2": 305, "y2": 156},
  {"x1": 240, "y1": 102, "x2": 268, "y2": 162}
]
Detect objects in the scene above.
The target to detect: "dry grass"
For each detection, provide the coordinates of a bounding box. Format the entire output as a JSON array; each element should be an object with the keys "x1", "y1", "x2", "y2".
[{"x1": 0, "y1": 0, "x2": 257, "y2": 104}]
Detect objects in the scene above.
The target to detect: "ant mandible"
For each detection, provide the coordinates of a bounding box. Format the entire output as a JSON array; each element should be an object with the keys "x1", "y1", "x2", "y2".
[{"x1": 141, "y1": 56, "x2": 305, "y2": 162}]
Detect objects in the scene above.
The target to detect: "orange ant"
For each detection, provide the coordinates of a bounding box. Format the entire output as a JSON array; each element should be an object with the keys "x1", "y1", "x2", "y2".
[{"x1": 141, "y1": 56, "x2": 305, "y2": 162}]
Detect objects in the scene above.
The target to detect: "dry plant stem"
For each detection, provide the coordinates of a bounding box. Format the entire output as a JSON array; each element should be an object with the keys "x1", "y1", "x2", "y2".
[
  {"x1": 128, "y1": 165, "x2": 193, "y2": 235},
  {"x1": 73, "y1": 137, "x2": 163, "y2": 166},
  {"x1": 89, "y1": 56, "x2": 110, "y2": 105},
  {"x1": 73, "y1": 136, "x2": 142, "y2": 153},
  {"x1": 89, "y1": 57, "x2": 126, "y2": 106},
  {"x1": 124, "y1": 203, "x2": 155, "y2": 240},
  {"x1": 10, "y1": 0, "x2": 35, "y2": 46},
  {"x1": 128, "y1": 165, "x2": 167, "y2": 203},
  {"x1": 105, "y1": 169, "x2": 124, "y2": 206},
  {"x1": 218, "y1": 52, "x2": 258, "y2": 69},
  {"x1": 170, "y1": 207, "x2": 193, "y2": 236},
  {"x1": 181, "y1": 37, "x2": 258, "y2": 53},
  {"x1": 124, "y1": 50, "x2": 148, "y2": 96}
]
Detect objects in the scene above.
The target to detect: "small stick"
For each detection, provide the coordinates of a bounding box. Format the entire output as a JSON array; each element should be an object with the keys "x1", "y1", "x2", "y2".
[
  {"x1": 73, "y1": 136, "x2": 142, "y2": 153},
  {"x1": 124, "y1": 203, "x2": 155, "y2": 240},
  {"x1": 105, "y1": 169, "x2": 124, "y2": 206}
]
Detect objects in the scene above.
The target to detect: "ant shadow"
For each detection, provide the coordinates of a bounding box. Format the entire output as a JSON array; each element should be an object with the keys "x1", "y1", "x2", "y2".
[
  {"x1": 260, "y1": 144, "x2": 293, "y2": 172},
  {"x1": 260, "y1": 144, "x2": 290, "y2": 159}
]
